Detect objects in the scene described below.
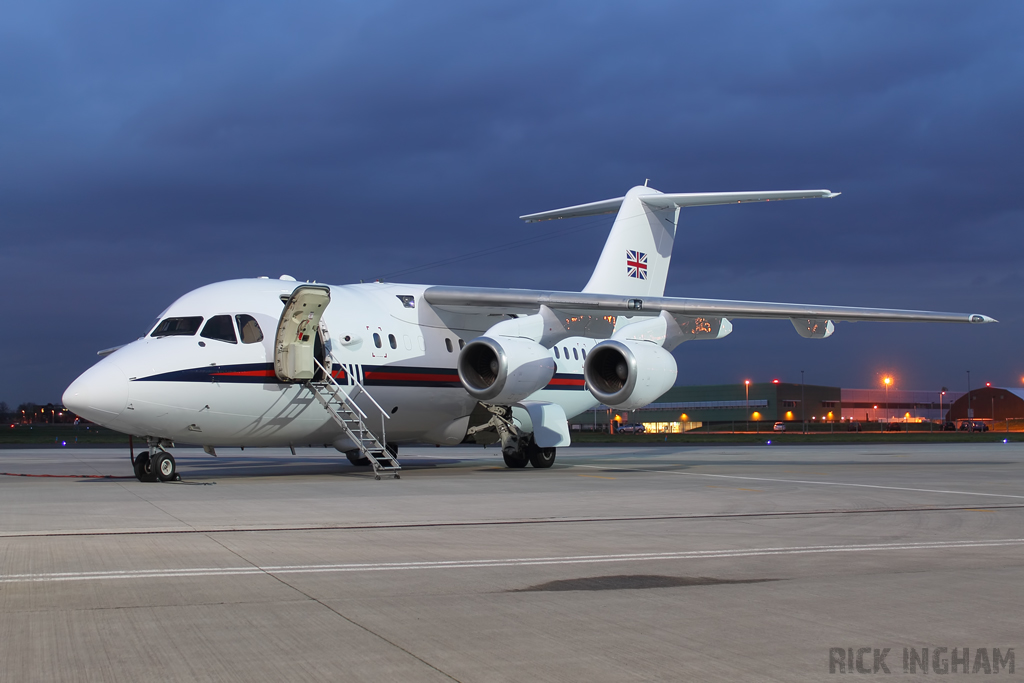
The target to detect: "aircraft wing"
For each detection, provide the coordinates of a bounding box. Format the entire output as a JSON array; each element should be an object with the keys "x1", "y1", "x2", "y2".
[{"x1": 423, "y1": 285, "x2": 996, "y2": 325}]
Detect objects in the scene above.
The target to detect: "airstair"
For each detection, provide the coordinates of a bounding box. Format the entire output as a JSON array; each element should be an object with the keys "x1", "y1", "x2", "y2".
[
  {"x1": 308, "y1": 356, "x2": 400, "y2": 480},
  {"x1": 275, "y1": 284, "x2": 399, "y2": 479}
]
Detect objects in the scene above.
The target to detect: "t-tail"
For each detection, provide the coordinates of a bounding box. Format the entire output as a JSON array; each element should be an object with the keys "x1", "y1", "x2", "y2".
[{"x1": 521, "y1": 185, "x2": 840, "y2": 296}]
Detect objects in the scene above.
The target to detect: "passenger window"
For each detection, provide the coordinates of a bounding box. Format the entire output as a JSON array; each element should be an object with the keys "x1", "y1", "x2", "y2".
[
  {"x1": 201, "y1": 315, "x2": 237, "y2": 343},
  {"x1": 373, "y1": 333, "x2": 382, "y2": 348},
  {"x1": 554, "y1": 347, "x2": 560, "y2": 359},
  {"x1": 563, "y1": 347, "x2": 569, "y2": 359},
  {"x1": 151, "y1": 316, "x2": 204, "y2": 337},
  {"x1": 573, "y1": 348, "x2": 579, "y2": 361},
  {"x1": 581, "y1": 348, "x2": 587, "y2": 359},
  {"x1": 389, "y1": 334, "x2": 397, "y2": 349},
  {"x1": 235, "y1": 315, "x2": 264, "y2": 344},
  {"x1": 445, "y1": 338, "x2": 453, "y2": 353},
  {"x1": 458, "y1": 339, "x2": 465, "y2": 350}
]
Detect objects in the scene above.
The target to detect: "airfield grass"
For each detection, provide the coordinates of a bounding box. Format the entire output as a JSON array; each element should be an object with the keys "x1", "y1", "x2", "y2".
[{"x1": 0, "y1": 424, "x2": 130, "y2": 446}]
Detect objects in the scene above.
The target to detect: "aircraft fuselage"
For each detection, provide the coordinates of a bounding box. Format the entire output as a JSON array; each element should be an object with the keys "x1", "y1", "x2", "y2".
[{"x1": 64, "y1": 278, "x2": 598, "y2": 449}]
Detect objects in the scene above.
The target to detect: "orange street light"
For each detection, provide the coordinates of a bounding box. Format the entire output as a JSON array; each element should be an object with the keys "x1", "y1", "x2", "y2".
[
  {"x1": 744, "y1": 380, "x2": 750, "y2": 432},
  {"x1": 882, "y1": 376, "x2": 892, "y2": 422}
]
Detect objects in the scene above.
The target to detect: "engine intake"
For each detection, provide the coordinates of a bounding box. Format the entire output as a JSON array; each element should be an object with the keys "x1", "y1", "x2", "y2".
[
  {"x1": 458, "y1": 336, "x2": 555, "y2": 404},
  {"x1": 584, "y1": 339, "x2": 677, "y2": 409}
]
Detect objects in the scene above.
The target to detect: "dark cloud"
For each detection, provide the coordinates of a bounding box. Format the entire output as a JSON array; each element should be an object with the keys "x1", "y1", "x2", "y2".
[{"x1": 3, "y1": 0, "x2": 1023, "y2": 404}]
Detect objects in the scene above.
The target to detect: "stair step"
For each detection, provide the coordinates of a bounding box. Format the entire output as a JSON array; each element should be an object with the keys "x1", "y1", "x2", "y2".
[{"x1": 305, "y1": 374, "x2": 401, "y2": 479}]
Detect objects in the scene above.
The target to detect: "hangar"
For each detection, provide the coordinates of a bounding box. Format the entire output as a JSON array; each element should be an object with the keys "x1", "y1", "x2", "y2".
[{"x1": 946, "y1": 387, "x2": 1024, "y2": 422}]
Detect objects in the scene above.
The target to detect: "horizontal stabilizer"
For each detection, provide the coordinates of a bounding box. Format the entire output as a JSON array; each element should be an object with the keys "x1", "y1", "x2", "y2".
[
  {"x1": 640, "y1": 189, "x2": 838, "y2": 209},
  {"x1": 520, "y1": 196, "x2": 624, "y2": 223},
  {"x1": 519, "y1": 189, "x2": 838, "y2": 222}
]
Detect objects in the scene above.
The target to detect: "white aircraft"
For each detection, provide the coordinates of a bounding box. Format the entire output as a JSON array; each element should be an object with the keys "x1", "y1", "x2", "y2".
[{"x1": 63, "y1": 185, "x2": 996, "y2": 482}]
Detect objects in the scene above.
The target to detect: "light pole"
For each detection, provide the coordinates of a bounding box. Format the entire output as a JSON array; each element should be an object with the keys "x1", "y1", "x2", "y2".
[
  {"x1": 883, "y1": 376, "x2": 892, "y2": 425},
  {"x1": 939, "y1": 389, "x2": 947, "y2": 430},
  {"x1": 967, "y1": 370, "x2": 971, "y2": 426},
  {"x1": 745, "y1": 380, "x2": 750, "y2": 433},
  {"x1": 801, "y1": 370, "x2": 805, "y2": 434}
]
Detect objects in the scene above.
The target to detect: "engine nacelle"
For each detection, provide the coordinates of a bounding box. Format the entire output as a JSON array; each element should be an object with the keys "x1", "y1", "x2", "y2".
[
  {"x1": 583, "y1": 339, "x2": 678, "y2": 410},
  {"x1": 457, "y1": 336, "x2": 556, "y2": 404}
]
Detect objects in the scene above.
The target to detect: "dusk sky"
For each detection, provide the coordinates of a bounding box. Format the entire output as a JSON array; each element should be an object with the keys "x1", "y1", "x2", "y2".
[{"x1": 3, "y1": 1, "x2": 1022, "y2": 407}]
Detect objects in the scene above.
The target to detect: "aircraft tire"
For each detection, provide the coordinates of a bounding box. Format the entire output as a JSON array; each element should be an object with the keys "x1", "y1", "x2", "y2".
[
  {"x1": 346, "y1": 450, "x2": 370, "y2": 466},
  {"x1": 529, "y1": 447, "x2": 556, "y2": 469},
  {"x1": 502, "y1": 450, "x2": 529, "y2": 468},
  {"x1": 133, "y1": 452, "x2": 158, "y2": 482},
  {"x1": 153, "y1": 452, "x2": 177, "y2": 482}
]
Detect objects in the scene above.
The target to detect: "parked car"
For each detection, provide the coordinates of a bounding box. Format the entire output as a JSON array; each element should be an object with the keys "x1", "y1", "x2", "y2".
[
  {"x1": 773, "y1": 422, "x2": 786, "y2": 432},
  {"x1": 617, "y1": 423, "x2": 646, "y2": 434},
  {"x1": 942, "y1": 422, "x2": 958, "y2": 431},
  {"x1": 963, "y1": 421, "x2": 989, "y2": 432},
  {"x1": 846, "y1": 422, "x2": 862, "y2": 432},
  {"x1": 886, "y1": 421, "x2": 903, "y2": 431}
]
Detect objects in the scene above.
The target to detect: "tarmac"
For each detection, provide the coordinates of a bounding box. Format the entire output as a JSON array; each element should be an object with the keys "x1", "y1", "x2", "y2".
[{"x1": 2, "y1": 442, "x2": 1023, "y2": 682}]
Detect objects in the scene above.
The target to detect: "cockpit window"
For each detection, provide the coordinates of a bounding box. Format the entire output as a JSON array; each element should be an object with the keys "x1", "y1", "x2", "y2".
[
  {"x1": 151, "y1": 316, "x2": 204, "y2": 337},
  {"x1": 235, "y1": 314, "x2": 264, "y2": 344},
  {"x1": 201, "y1": 315, "x2": 237, "y2": 344}
]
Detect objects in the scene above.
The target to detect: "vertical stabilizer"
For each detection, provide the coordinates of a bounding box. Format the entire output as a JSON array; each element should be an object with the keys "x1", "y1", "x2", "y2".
[
  {"x1": 518, "y1": 185, "x2": 837, "y2": 297},
  {"x1": 582, "y1": 186, "x2": 677, "y2": 296}
]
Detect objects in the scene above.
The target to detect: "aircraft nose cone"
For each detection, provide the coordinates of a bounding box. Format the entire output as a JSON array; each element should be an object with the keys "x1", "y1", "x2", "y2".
[{"x1": 63, "y1": 361, "x2": 129, "y2": 423}]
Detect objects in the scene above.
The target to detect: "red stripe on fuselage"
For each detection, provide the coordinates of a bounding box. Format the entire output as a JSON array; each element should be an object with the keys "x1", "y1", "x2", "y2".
[
  {"x1": 364, "y1": 371, "x2": 459, "y2": 383},
  {"x1": 547, "y1": 377, "x2": 585, "y2": 386}
]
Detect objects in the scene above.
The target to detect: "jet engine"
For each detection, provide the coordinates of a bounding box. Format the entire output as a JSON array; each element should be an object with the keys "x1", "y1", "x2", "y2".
[
  {"x1": 458, "y1": 336, "x2": 556, "y2": 405},
  {"x1": 583, "y1": 339, "x2": 677, "y2": 410}
]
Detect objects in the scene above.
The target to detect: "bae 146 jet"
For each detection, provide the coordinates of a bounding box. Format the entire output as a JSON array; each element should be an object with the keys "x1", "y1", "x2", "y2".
[{"x1": 63, "y1": 186, "x2": 995, "y2": 481}]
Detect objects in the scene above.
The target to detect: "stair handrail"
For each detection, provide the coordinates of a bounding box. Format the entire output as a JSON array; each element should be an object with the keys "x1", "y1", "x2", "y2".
[
  {"x1": 322, "y1": 353, "x2": 391, "y2": 422},
  {"x1": 313, "y1": 357, "x2": 368, "y2": 419}
]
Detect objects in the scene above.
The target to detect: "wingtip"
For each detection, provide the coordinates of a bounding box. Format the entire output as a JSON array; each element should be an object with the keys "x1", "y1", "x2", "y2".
[
  {"x1": 970, "y1": 314, "x2": 997, "y2": 324},
  {"x1": 826, "y1": 191, "x2": 841, "y2": 198}
]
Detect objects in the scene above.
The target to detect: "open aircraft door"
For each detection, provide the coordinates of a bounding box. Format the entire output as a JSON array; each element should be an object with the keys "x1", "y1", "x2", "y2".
[{"x1": 275, "y1": 284, "x2": 331, "y2": 382}]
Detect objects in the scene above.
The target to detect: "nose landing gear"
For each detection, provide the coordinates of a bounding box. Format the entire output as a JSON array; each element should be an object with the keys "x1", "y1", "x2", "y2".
[{"x1": 133, "y1": 439, "x2": 180, "y2": 482}]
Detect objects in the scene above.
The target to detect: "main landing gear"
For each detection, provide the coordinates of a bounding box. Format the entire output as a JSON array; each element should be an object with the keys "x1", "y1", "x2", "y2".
[
  {"x1": 133, "y1": 439, "x2": 179, "y2": 482},
  {"x1": 467, "y1": 404, "x2": 558, "y2": 470},
  {"x1": 502, "y1": 436, "x2": 556, "y2": 469}
]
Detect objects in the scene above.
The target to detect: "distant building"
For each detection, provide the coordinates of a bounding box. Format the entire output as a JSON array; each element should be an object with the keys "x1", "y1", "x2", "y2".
[
  {"x1": 840, "y1": 388, "x2": 964, "y2": 423},
  {"x1": 573, "y1": 382, "x2": 840, "y2": 433},
  {"x1": 571, "y1": 384, "x2": 978, "y2": 433}
]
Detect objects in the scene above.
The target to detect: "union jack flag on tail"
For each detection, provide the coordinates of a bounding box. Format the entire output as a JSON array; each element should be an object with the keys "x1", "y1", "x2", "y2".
[{"x1": 626, "y1": 250, "x2": 648, "y2": 280}]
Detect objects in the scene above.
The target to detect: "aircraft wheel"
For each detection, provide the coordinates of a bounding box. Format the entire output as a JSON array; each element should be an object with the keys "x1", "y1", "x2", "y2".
[
  {"x1": 153, "y1": 452, "x2": 177, "y2": 482},
  {"x1": 133, "y1": 452, "x2": 158, "y2": 482},
  {"x1": 502, "y1": 450, "x2": 529, "y2": 468},
  {"x1": 529, "y1": 447, "x2": 556, "y2": 469},
  {"x1": 346, "y1": 450, "x2": 370, "y2": 466}
]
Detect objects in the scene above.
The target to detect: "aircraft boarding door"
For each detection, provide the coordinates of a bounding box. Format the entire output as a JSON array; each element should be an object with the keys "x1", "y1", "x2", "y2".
[{"x1": 275, "y1": 285, "x2": 331, "y2": 382}]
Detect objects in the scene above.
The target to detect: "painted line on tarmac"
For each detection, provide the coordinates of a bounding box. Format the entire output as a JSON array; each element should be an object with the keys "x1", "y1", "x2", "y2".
[
  {"x1": 2, "y1": 538, "x2": 1023, "y2": 584},
  {"x1": 574, "y1": 464, "x2": 1024, "y2": 500},
  {"x1": 4, "y1": 503, "x2": 1024, "y2": 538}
]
